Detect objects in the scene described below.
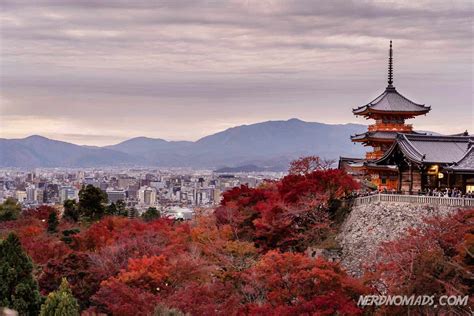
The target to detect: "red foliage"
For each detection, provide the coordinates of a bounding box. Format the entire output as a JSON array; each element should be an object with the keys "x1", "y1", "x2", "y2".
[
  {"x1": 241, "y1": 250, "x2": 366, "y2": 315},
  {"x1": 1, "y1": 217, "x2": 72, "y2": 265},
  {"x1": 39, "y1": 252, "x2": 106, "y2": 310},
  {"x1": 365, "y1": 209, "x2": 474, "y2": 314},
  {"x1": 215, "y1": 169, "x2": 357, "y2": 252},
  {"x1": 92, "y1": 279, "x2": 157, "y2": 316},
  {"x1": 288, "y1": 155, "x2": 335, "y2": 175},
  {"x1": 279, "y1": 169, "x2": 359, "y2": 204},
  {"x1": 21, "y1": 233, "x2": 71, "y2": 265},
  {"x1": 22, "y1": 205, "x2": 58, "y2": 220},
  {"x1": 1, "y1": 161, "x2": 365, "y2": 314},
  {"x1": 166, "y1": 282, "x2": 243, "y2": 316},
  {"x1": 71, "y1": 216, "x2": 178, "y2": 252}
]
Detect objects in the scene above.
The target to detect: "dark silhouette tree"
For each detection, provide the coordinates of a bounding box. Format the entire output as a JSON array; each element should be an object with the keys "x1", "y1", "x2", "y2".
[
  {"x1": 105, "y1": 202, "x2": 118, "y2": 216},
  {"x1": 47, "y1": 211, "x2": 59, "y2": 233},
  {"x1": 0, "y1": 233, "x2": 42, "y2": 315},
  {"x1": 142, "y1": 207, "x2": 161, "y2": 222},
  {"x1": 63, "y1": 199, "x2": 79, "y2": 222},
  {"x1": 116, "y1": 200, "x2": 128, "y2": 217},
  {"x1": 78, "y1": 185, "x2": 107, "y2": 220}
]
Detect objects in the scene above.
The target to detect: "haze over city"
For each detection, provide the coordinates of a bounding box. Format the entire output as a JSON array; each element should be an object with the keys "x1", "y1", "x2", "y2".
[{"x1": 1, "y1": 0, "x2": 472, "y2": 145}]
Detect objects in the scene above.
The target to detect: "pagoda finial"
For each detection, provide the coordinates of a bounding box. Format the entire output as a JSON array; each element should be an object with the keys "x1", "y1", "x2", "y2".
[{"x1": 387, "y1": 40, "x2": 394, "y2": 88}]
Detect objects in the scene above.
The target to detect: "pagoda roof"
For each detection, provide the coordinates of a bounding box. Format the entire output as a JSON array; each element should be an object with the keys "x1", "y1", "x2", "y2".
[
  {"x1": 375, "y1": 133, "x2": 473, "y2": 165},
  {"x1": 353, "y1": 87, "x2": 430, "y2": 116},
  {"x1": 351, "y1": 130, "x2": 424, "y2": 143},
  {"x1": 351, "y1": 131, "x2": 398, "y2": 142},
  {"x1": 365, "y1": 163, "x2": 398, "y2": 172},
  {"x1": 352, "y1": 41, "x2": 430, "y2": 117}
]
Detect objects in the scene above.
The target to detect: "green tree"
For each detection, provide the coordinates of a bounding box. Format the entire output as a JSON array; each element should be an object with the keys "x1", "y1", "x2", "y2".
[
  {"x1": 105, "y1": 200, "x2": 127, "y2": 217},
  {"x1": 105, "y1": 202, "x2": 118, "y2": 216},
  {"x1": 78, "y1": 185, "x2": 107, "y2": 220},
  {"x1": 0, "y1": 197, "x2": 21, "y2": 221},
  {"x1": 40, "y1": 278, "x2": 79, "y2": 316},
  {"x1": 116, "y1": 200, "x2": 128, "y2": 216},
  {"x1": 0, "y1": 233, "x2": 42, "y2": 315},
  {"x1": 47, "y1": 211, "x2": 59, "y2": 233},
  {"x1": 142, "y1": 207, "x2": 161, "y2": 222},
  {"x1": 63, "y1": 199, "x2": 79, "y2": 222}
]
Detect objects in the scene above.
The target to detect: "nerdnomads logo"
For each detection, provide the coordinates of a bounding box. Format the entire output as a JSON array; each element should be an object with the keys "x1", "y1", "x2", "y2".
[{"x1": 358, "y1": 295, "x2": 469, "y2": 308}]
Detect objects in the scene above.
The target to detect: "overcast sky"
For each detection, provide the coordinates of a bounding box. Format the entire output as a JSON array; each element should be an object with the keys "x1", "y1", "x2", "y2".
[{"x1": 0, "y1": 0, "x2": 472, "y2": 145}]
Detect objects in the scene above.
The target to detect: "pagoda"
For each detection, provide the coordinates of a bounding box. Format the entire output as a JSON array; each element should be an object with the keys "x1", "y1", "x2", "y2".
[{"x1": 350, "y1": 41, "x2": 431, "y2": 189}]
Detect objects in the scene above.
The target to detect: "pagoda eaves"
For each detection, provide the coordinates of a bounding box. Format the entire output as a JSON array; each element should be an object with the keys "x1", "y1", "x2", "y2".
[{"x1": 352, "y1": 87, "x2": 430, "y2": 118}]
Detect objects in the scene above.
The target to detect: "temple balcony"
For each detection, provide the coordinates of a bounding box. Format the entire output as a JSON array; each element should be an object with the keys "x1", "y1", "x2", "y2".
[
  {"x1": 368, "y1": 123, "x2": 412, "y2": 132},
  {"x1": 366, "y1": 151, "x2": 385, "y2": 160}
]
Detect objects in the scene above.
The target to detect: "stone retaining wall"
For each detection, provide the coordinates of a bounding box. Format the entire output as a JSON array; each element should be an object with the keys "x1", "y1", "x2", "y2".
[{"x1": 337, "y1": 202, "x2": 458, "y2": 276}]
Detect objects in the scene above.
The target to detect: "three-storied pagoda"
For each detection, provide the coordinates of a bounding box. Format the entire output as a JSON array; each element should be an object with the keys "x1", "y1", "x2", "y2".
[
  {"x1": 340, "y1": 41, "x2": 474, "y2": 193},
  {"x1": 341, "y1": 41, "x2": 431, "y2": 189}
]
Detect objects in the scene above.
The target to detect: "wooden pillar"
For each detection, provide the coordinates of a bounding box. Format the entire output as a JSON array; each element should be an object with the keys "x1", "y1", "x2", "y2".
[
  {"x1": 409, "y1": 163, "x2": 413, "y2": 194},
  {"x1": 397, "y1": 165, "x2": 402, "y2": 193}
]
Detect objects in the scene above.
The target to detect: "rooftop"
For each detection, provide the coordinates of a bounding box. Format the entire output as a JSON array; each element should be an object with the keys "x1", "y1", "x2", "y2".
[
  {"x1": 352, "y1": 41, "x2": 431, "y2": 117},
  {"x1": 377, "y1": 133, "x2": 473, "y2": 165},
  {"x1": 446, "y1": 144, "x2": 474, "y2": 173}
]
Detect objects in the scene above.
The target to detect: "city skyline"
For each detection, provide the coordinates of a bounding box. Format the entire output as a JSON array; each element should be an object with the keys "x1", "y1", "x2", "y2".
[{"x1": 1, "y1": 0, "x2": 473, "y2": 146}]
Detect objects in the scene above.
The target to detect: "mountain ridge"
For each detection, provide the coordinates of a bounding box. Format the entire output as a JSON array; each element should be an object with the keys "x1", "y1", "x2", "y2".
[{"x1": 0, "y1": 119, "x2": 367, "y2": 169}]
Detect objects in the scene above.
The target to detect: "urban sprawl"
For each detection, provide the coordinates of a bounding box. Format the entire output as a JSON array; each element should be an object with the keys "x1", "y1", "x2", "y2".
[{"x1": 0, "y1": 168, "x2": 284, "y2": 219}]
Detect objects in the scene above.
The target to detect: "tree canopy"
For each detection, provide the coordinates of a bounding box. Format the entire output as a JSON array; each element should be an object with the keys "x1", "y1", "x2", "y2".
[{"x1": 0, "y1": 233, "x2": 42, "y2": 315}]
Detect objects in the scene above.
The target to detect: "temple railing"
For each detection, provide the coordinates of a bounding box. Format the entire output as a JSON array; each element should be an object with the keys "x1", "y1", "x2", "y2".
[
  {"x1": 350, "y1": 193, "x2": 474, "y2": 208},
  {"x1": 366, "y1": 152, "x2": 385, "y2": 160},
  {"x1": 367, "y1": 123, "x2": 412, "y2": 132}
]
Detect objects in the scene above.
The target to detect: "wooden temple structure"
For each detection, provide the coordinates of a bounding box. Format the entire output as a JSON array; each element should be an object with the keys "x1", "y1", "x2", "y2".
[{"x1": 339, "y1": 41, "x2": 474, "y2": 193}]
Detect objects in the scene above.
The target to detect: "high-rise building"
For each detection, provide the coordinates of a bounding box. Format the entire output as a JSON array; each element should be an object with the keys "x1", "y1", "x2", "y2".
[
  {"x1": 26, "y1": 186, "x2": 37, "y2": 202},
  {"x1": 15, "y1": 191, "x2": 27, "y2": 203},
  {"x1": 59, "y1": 186, "x2": 77, "y2": 204},
  {"x1": 106, "y1": 189, "x2": 127, "y2": 203},
  {"x1": 138, "y1": 186, "x2": 157, "y2": 206}
]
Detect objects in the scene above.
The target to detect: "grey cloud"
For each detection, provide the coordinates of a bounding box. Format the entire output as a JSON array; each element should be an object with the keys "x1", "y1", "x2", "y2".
[{"x1": 0, "y1": 0, "x2": 472, "y2": 145}]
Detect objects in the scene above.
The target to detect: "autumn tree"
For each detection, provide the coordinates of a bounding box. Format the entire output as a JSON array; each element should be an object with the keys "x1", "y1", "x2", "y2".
[
  {"x1": 0, "y1": 233, "x2": 42, "y2": 315},
  {"x1": 78, "y1": 185, "x2": 108, "y2": 220},
  {"x1": 39, "y1": 252, "x2": 103, "y2": 310},
  {"x1": 215, "y1": 168, "x2": 358, "y2": 252},
  {"x1": 288, "y1": 155, "x2": 335, "y2": 175},
  {"x1": 0, "y1": 197, "x2": 21, "y2": 221},
  {"x1": 22, "y1": 205, "x2": 58, "y2": 221},
  {"x1": 241, "y1": 250, "x2": 366, "y2": 315},
  {"x1": 365, "y1": 209, "x2": 474, "y2": 314},
  {"x1": 40, "y1": 278, "x2": 80, "y2": 316}
]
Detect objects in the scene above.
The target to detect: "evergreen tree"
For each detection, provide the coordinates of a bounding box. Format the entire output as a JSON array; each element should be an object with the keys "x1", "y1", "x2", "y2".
[
  {"x1": 63, "y1": 199, "x2": 79, "y2": 222},
  {"x1": 47, "y1": 211, "x2": 59, "y2": 233},
  {"x1": 116, "y1": 200, "x2": 128, "y2": 217},
  {"x1": 78, "y1": 185, "x2": 107, "y2": 220},
  {"x1": 142, "y1": 207, "x2": 161, "y2": 222},
  {"x1": 40, "y1": 278, "x2": 79, "y2": 316},
  {"x1": 0, "y1": 197, "x2": 21, "y2": 221},
  {"x1": 105, "y1": 202, "x2": 118, "y2": 216},
  {"x1": 0, "y1": 233, "x2": 42, "y2": 315}
]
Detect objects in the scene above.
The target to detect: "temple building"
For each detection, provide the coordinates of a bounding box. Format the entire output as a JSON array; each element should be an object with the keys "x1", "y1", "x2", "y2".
[{"x1": 340, "y1": 41, "x2": 474, "y2": 193}]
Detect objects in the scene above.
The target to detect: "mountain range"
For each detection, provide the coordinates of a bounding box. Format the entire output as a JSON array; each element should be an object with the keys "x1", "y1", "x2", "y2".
[{"x1": 0, "y1": 119, "x2": 367, "y2": 170}]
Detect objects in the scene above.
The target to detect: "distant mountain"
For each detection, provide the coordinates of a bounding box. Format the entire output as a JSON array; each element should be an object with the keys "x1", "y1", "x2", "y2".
[
  {"x1": 0, "y1": 119, "x2": 367, "y2": 169},
  {"x1": 214, "y1": 164, "x2": 269, "y2": 173},
  {"x1": 0, "y1": 135, "x2": 142, "y2": 167}
]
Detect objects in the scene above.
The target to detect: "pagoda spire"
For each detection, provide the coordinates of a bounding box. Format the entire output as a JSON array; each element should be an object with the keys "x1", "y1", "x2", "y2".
[{"x1": 387, "y1": 40, "x2": 394, "y2": 89}]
